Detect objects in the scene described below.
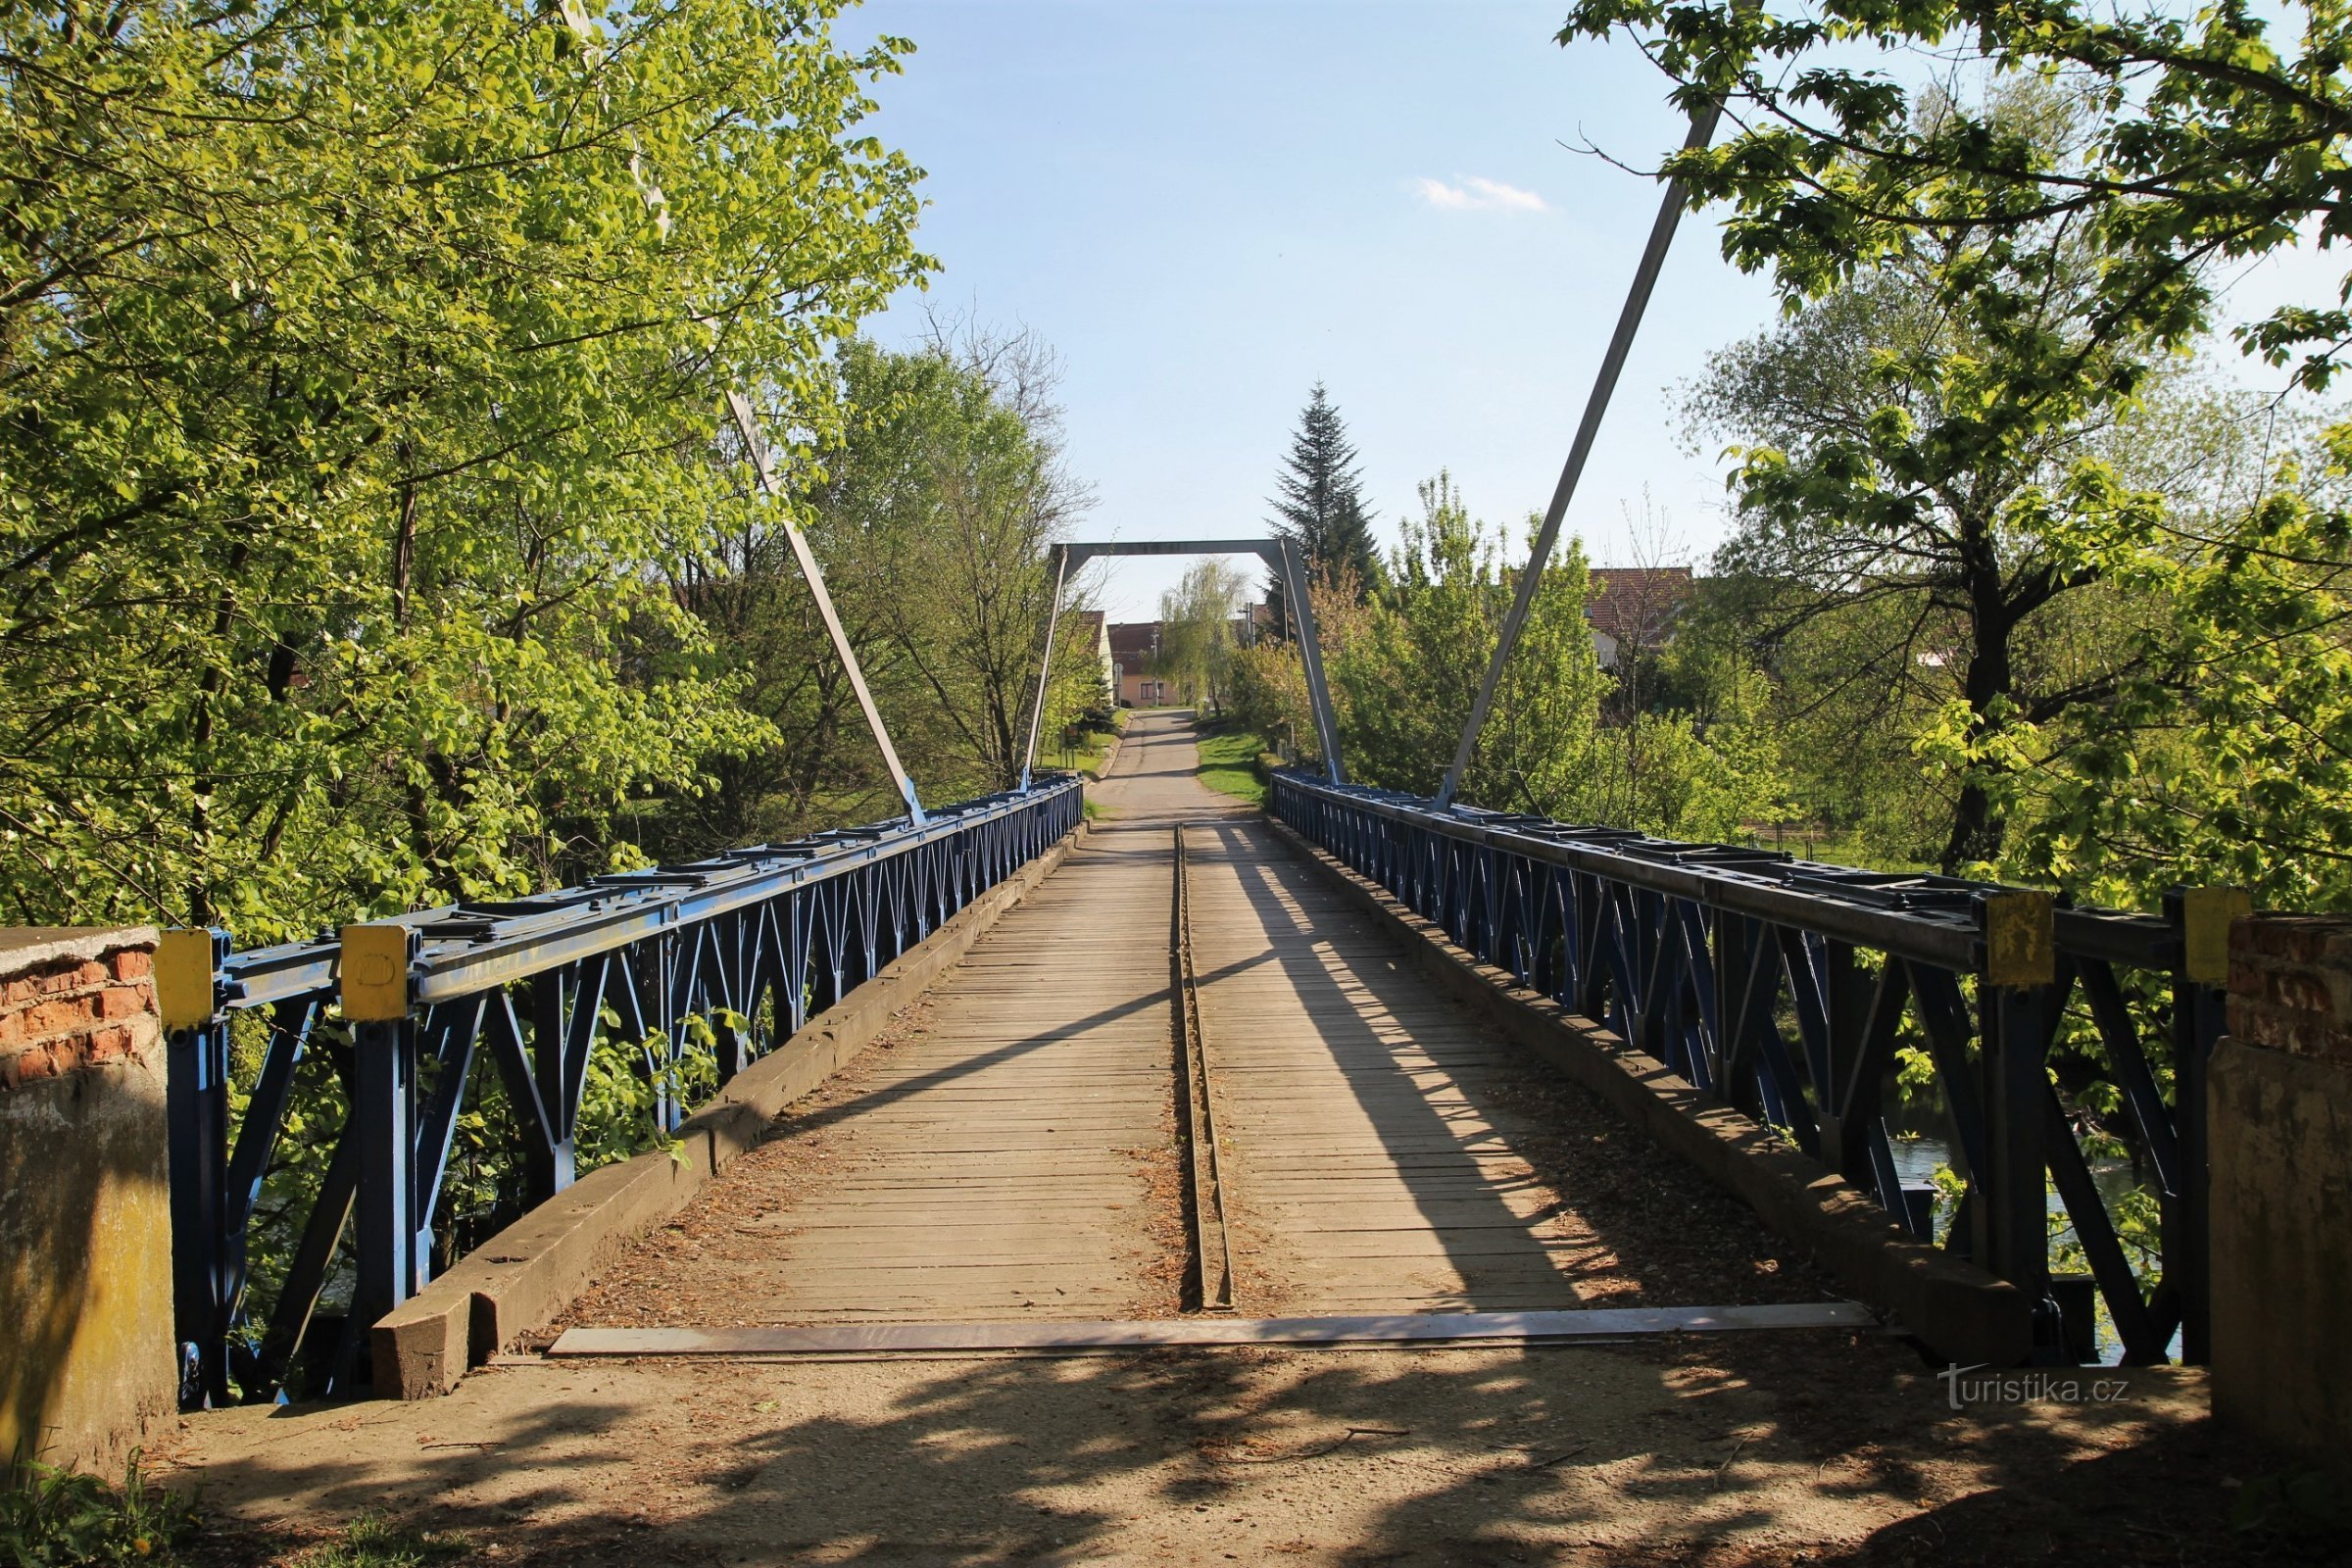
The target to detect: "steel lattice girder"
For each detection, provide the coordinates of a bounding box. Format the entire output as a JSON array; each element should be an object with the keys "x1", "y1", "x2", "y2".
[
  {"x1": 1270, "y1": 769, "x2": 2233, "y2": 1369},
  {"x1": 1037, "y1": 538, "x2": 1346, "y2": 785},
  {"x1": 160, "y1": 778, "x2": 1083, "y2": 1408}
]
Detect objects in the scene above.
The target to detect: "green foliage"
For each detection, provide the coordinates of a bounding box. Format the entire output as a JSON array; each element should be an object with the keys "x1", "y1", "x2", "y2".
[
  {"x1": 5, "y1": 8, "x2": 1088, "y2": 1356},
  {"x1": 1057, "y1": 723, "x2": 1119, "y2": 778},
  {"x1": 1332, "y1": 475, "x2": 1606, "y2": 808},
  {"x1": 821, "y1": 328, "x2": 1091, "y2": 799},
  {"x1": 1560, "y1": 0, "x2": 2352, "y2": 388},
  {"x1": 1, "y1": 0, "x2": 928, "y2": 941},
  {"x1": 0, "y1": 1452, "x2": 194, "y2": 1567},
  {"x1": 207, "y1": 327, "x2": 1086, "y2": 1354},
  {"x1": 1994, "y1": 436, "x2": 2352, "y2": 907},
  {"x1": 1675, "y1": 82, "x2": 2187, "y2": 873},
  {"x1": 1194, "y1": 722, "x2": 1271, "y2": 807},
  {"x1": 1156, "y1": 562, "x2": 1250, "y2": 715},
  {"x1": 1317, "y1": 475, "x2": 1788, "y2": 838},
  {"x1": 1226, "y1": 637, "x2": 1317, "y2": 763},
  {"x1": 1567, "y1": 0, "x2": 2352, "y2": 906},
  {"x1": 293, "y1": 1514, "x2": 468, "y2": 1568},
  {"x1": 1266, "y1": 383, "x2": 1380, "y2": 624},
  {"x1": 1692, "y1": 579, "x2": 1957, "y2": 867},
  {"x1": 1593, "y1": 709, "x2": 1791, "y2": 844},
  {"x1": 657, "y1": 327, "x2": 1089, "y2": 858},
  {"x1": 1591, "y1": 598, "x2": 1795, "y2": 840}
]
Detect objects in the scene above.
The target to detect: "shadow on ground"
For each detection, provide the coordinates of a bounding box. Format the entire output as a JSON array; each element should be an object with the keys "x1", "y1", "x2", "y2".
[
  {"x1": 167, "y1": 1328, "x2": 2337, "y2": 1567},
  {"x1": 162, "y1": 711, "x2": 2347, "y2": 1565}
]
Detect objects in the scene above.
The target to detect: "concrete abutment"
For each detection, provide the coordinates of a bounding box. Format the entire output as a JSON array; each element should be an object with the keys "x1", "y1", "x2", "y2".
[
  {"x1": 0, "y1": 927, "x2": 174, "y2": 1474},
  {"x1": 2211, "y1": 912, "x2": 2352, "y2": 1474}
]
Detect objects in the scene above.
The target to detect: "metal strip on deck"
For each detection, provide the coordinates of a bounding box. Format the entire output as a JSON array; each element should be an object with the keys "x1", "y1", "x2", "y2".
[{"x1": 547, "y1": 1301, "x2": 1877, "y2": 1357}]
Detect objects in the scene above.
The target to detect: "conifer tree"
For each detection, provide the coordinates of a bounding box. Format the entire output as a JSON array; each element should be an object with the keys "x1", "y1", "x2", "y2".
[{"x1": 1267, "y1": 384, "x2": 1378, "y2": 629}]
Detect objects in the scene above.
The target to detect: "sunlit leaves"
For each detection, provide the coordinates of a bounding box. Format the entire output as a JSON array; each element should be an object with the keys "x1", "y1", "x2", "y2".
[{"x1": 0, "y1": 0, "x2": 928, "y2": 937}]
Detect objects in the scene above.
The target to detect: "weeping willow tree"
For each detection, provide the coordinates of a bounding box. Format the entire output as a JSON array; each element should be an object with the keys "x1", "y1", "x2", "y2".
[{"x1": 1157, "y1": 561, "x2": 1250, "y2": 715}]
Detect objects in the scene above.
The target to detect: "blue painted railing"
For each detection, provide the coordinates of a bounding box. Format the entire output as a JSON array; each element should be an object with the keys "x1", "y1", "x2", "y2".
[
  {"x1": 1272, "y1": 769, "x2": 2235, "y2": 1367},
  {"x1": 164, "y1": 777, "x2": 1083, "y2": 1405}
]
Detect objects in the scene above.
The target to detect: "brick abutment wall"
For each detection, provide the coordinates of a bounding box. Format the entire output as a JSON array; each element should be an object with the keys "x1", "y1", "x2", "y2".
[
  {"x1": 2211, "y1": 914, "x2": 2352, "y2": 1474},
  {"x1": 0, "y1": 927, "x2": 174, "y2": 1474},
  {"x1": 2, "y1": 944, "x2": 159, "y2": 1089}
]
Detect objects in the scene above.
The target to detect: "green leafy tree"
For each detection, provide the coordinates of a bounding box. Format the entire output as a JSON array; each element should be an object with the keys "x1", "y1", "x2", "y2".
[
  {"x1": 844, "y1": 324, "x2": 1093, "y2": 795},
  {"x1": 0, "y1": 0, "x2": 927, "y2": 939},
  {"x1": 1227, "y1": 635, "x2": 1318, "y2": 761},
  {"x1": 1674, "y1": 85, "x2": 2189, "y2": 873},
  {"x1": 1560, "y1": 0, "x2": 2352, "y2": 391},
  {"x1": 1334, "y1": 475, "x2": 1608, "y2": 811},
  {"x1": 1989, "y1": 417, "x2": 2352, "y2": 907},
  {"x1": 658, "y1": 329, "x2": 1093, "y2": 854},
  {"x1": 1592, "y1": 598, "x2": 1796, "y2": 842},
  {"x1": 1691, "y1": 578, "x2": 1956, "y2": 863},
  {"x1": 1562, "y1": 0, "x2": 2352, "y2": 906},
  {"x1": 1157, "y1": 560, "x2": 1249, "y2": 714}
]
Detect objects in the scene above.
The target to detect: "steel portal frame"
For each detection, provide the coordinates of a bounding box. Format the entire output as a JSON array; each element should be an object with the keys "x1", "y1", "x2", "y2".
[
  {"x1": 161, "y1": 778, "x2": 1081, "y2": 1407},
  {"x1": 1033, "y1": 538, "x2": 1346, "y2": 784},
  {"x1": 1271, "y1": 769, "x2": 2238, "y2": 1366}
]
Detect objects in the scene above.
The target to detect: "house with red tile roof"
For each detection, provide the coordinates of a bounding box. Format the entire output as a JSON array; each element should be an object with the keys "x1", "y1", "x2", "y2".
[{"x1": 1587, "y1": 566, "x2": 1693, "y2": 667}]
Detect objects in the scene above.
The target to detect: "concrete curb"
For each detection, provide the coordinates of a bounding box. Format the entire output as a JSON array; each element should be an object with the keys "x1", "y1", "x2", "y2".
[
  {"x1": 1262, "y1": 815, "x2": 2034, "y2": 1369},
  {"x1": 373, "y1": 824, "x2": 1089, "y2": 1397}
]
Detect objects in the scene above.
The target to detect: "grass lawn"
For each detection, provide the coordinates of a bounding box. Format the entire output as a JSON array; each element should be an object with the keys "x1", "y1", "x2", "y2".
[
  {"x1": 1041, "y1": 724, "x2": 1121, "y2": 779},
  {"x1": 1759, "y1": 824, "x2": 1933, "y2": 874},
  {"x1": 1194, "y1": 721, "x2": 1271, "y2": 807}
]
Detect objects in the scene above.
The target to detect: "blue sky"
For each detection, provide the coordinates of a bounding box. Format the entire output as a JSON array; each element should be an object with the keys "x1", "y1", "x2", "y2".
[{"x1": 848, "y1": 0, "x2": 2329, "y2": 620}]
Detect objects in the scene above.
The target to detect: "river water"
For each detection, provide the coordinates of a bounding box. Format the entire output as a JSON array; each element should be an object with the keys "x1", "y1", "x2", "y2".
[{"x1": 1886, "y1": 1134, "x2": 2166, "y2": 1364}]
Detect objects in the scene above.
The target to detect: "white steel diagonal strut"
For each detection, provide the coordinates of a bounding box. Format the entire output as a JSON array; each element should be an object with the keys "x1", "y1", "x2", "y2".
[
  {"x1": 725, "y1": 389, "x2": 926, "y2": 824},
  {"x1": 1435, "y1": 105, "x2": 1725, "y2": 810},
  {"x1": 1018, "y1": 544, "x2": 1072, "y2": 790}
]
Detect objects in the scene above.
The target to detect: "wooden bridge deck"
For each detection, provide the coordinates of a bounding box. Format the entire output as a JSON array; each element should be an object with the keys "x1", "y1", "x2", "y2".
[
  {"x1": 564, "y1": 710, "x2": 1803, "y2": 1333},
  {"x1": 709, "y1": 823, "x2": 1178, "y2": 1323},
  {"x1": 1189, "y1": 817, "x2": 1627, "y2": 1314},
  {"x1": 177, "y1": 712, "x2": 2227, "y2": 1568}
]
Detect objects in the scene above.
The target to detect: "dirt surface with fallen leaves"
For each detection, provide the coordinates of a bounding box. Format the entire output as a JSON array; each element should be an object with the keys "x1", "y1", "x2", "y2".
[{"x1": 162, "y1": 1330, "x2": 2341, "y2": 1566}]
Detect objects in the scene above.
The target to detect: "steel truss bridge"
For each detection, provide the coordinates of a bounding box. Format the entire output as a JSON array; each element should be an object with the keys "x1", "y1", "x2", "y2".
[
  {"x1": 157, "y1": 718, "x2": 2234, "y2": 1405},
  {"x1": 147, "y1": 119, "x2": 2242, "y2": 1408}
]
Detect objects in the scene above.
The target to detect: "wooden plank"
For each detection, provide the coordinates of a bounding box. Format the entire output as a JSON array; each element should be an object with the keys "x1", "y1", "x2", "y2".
[
  {"x1": 564, "y1": 712, "x2": 1221, "y2": 1329},
  {"x1": 1188, "y1": 817, "x2": 1644, "y2": 1314},
  {"x1": 551, "y1": 1301, "x2": 1876, "y2": 1357},
  {"x1": 564, "y1": 714, "x2": 1828, "y2": 1338}
]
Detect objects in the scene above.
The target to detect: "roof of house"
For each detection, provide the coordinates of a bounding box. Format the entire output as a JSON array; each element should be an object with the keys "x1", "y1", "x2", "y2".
[
  {"x1": 1586, "y1": 566, "x2": 1694, "y2": 646},
  {"x1": 1107, "y1": 621, "x2": 1160, "y2": 662}
]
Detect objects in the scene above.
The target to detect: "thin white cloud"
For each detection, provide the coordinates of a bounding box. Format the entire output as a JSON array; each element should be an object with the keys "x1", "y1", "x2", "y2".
[{"x1": 1415, "y1": 175, "x2": 1547, "y2": 213}]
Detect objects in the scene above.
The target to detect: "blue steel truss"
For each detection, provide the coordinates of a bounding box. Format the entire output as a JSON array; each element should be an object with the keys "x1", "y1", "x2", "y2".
[
  {"x1": 166, "y1": 777, "x2": 1083, "y2": 1407},
  {"x1": 1271, "y1": 770, "x2": 2229, "y2": 1368}
]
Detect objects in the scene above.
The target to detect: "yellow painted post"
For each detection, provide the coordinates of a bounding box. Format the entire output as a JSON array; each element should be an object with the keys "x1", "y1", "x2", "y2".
[
  {"x1": 155, "y1": 928, "x2": 220, "y2": 1033},
  {"x1": 340, "y1": 922, "x2": 412, "y2": 1022},
  {"x1": 340, "y1": 923, "x2": 418, "y2": 1351},
  {"x1": 2180, "y1": 888, "x2": 2253, "y2": 986},
  {"x1": 1980, "y1": 890, "x2": 2055, "y2": 989}
]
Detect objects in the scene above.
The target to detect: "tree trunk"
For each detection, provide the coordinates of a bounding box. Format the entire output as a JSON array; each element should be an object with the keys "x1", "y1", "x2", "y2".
[{"x1": 1941, "y1": 530, "x2": 2016, "y2": 876}]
